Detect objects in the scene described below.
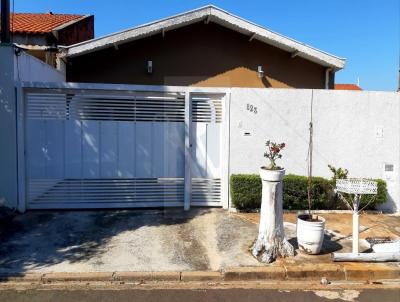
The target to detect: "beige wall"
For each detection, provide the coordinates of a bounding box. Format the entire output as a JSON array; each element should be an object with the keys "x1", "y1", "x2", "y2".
[{"x1": 67, "y1": 22, "x2": 328, "y2": 89}]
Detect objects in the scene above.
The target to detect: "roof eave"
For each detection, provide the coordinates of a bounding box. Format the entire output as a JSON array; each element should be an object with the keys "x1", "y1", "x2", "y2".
[
  {"x1": 63, "y1": 5, "x2": 346, "y2": 70},
  {"x1": 52, "y1": 14, "x2": 92, "y2": 32}
]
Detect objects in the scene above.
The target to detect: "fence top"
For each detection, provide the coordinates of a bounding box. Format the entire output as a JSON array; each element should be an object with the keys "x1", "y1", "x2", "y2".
[
  {"x1": 20, "y1": 81, "x2": 231, "y2": 95},
  {"x1": 336, "y1": 178, "x2": 377, "y2": 195}
]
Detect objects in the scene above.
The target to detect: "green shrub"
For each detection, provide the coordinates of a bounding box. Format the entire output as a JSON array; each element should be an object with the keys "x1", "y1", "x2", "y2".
[
  {"x1": 230, "y1": 174, "x2": 261, "y2": 210},
  {"x1": 355, "y1": 179, "x2": 387, "y2": 210},
  {"x1": 282, "y1": 174, "x2": 330, "y2": 210},
  {"x1": 230, "y1": 174, "x2": 387, "y2": 211}
]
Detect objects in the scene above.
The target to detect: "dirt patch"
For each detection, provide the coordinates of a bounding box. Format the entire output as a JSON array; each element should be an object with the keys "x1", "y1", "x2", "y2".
[
  {"x1": 171, "y1": 222, "x2": 210, "y2": 271},
  {"x1": 234, "y1": 212, "x2": 400, "y2": 240}
]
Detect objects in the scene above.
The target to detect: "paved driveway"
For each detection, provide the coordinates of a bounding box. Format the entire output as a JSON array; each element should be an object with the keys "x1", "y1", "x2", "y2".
[
  {"x1": 0, "y1": 209, "x2": 378, "y2": 275},
  {"x1": 0, "y1": 209, "x2": 264, "y2": 274}
]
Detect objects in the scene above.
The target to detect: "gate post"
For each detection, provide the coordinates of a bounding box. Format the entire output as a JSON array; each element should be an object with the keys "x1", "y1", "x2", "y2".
[
  {"x1": 184, "y1": 91, "x2": 192, "y2": 210},
  {"x1": 16, "y1": 84, "x2": 26, "y2": 212}
]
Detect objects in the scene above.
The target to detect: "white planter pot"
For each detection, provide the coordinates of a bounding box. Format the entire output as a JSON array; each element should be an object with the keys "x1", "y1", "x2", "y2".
[
  {"x1": 259, "y1": 168, "x2": 285, "y2": 182},
  {"x1": 296, "y1": 214, "x2": 325, "y2": 255}
]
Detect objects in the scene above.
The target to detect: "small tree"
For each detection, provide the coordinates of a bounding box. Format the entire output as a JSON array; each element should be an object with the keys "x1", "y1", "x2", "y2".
[{"x1": 328, "y1": 165, "x2": 349, "y2": 181}]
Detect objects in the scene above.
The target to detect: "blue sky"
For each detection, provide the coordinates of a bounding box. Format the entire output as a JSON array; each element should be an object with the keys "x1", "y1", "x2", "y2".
[{"x1": 15, "y1": 0, "x2": 399, "y2": 91}]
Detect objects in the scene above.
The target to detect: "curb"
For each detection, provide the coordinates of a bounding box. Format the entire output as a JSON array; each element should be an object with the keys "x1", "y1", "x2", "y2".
[
  {"x1": 42, "y1": 272, "x2": 114, "y2": 283},
  {"x1": 343, "y1": 263, "x2": 400, "y2": 281},
  {"x1": 285, "y1": 264, "x2": 345, "y2": 280},
  {"x1": 0, "y1": 273, "x2": 44, "y2": 282},
  {"x1": 114, "y1": 271, "x2": 180, "y2": 282},
  {"x1": 224, "y1": 267, "x2": 285, "y2": 281},
  {"x1": 181, "y1": 271, "x2": 222, "y2": 282},
  {"x1": 0, "y1": 263, "x2": 399, "y2": 284}
]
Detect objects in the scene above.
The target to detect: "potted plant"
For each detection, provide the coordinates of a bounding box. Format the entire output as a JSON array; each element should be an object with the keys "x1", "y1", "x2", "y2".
[
  {"x1": 296, "y1": 119, "x2": 325, "y2": 255},
  {"x1": 259, "y1": 140, "x2": 286, "y2": 181},
  {"x1": 296, "y1": 211, "x2": 325, "y2": 255},
  {"x1": 252, "y1": 140, "x2": 294, "y2": 263}
]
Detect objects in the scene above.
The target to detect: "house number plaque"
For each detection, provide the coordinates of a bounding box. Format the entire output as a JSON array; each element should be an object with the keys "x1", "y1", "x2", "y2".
[{"x1": 247, "y1": 103, "x2": 258, "y2": 114}]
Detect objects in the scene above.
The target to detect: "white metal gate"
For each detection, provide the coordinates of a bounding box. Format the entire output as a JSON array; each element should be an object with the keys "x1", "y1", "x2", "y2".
[{"x1": 20, "y1": 83, "x2": 228, "y2": 210}]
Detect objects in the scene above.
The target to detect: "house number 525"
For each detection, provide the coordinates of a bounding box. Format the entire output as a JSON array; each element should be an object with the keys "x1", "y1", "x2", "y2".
[{"x1": 247, "y1": 103, "x2": 258, "y2": 114}]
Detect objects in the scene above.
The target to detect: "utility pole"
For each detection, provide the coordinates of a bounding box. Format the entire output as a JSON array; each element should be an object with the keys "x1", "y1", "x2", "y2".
[
  {"x1": 398, "y1": 66, "x2": 400, "y2": 92},
  {"x1": 398, "y1": 55, "x2": 400, "y2": 92},
  {"x1": 1, "y1": 0, "x2": 11, "y2": 44}
]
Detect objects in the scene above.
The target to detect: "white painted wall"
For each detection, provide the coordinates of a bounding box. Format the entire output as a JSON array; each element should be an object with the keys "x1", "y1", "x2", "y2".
[
  {"x1": 0, "y1": 46, "x2": 18, "y2": 209},
  {"x1": 229, "y1": 88, "x2": 400, "y2": 213},
  {"x1": 0, "y1": 48, "x2": 65, "y2": 211},
  {"x1": 14, "y1": 51, "x2": 65, "y2": 82}
]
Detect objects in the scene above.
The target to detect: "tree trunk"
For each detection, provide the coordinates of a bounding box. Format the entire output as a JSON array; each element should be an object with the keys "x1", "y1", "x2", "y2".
[{"x1": 252, "y1": 176, "x2": 294, "y2": 263}]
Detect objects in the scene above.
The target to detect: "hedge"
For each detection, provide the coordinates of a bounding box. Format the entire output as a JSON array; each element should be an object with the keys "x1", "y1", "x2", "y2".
[{"x1": 230, "y1": 174, "x2": 387, "y2": 211}]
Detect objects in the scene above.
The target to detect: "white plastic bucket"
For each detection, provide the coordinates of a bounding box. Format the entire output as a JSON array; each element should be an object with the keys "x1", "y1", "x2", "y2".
[{"x1": 296, "y1": 214, "x2": 325, "y2": 255}]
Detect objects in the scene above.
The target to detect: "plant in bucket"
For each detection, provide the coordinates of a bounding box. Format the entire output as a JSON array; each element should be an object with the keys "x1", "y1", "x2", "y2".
[
  {"x1": 296, "y1": 112, "x2": 325, "y2": 255},
  {"x1": 252, "y1": 140, "x2": 294, "y2": 263}
]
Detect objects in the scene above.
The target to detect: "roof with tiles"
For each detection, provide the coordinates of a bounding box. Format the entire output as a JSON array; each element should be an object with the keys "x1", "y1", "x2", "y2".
[
  {"x1": 1, "y1": 12, "x2": 84, "y2": 34},
  {"x1": 334, "y1": 84, "x2": 362, "y2": 90}
]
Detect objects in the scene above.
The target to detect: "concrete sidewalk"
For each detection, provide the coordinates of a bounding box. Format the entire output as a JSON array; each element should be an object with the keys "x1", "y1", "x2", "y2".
[
  {"x1": 0, "y1": 209, "x2": 398, "y2": 283},
  {"x1": 234, "y1": 212, "x2": 400, "y2": 265},
  {"x1": 235, "y1": 212, "x2": 400, "y2": 241}
]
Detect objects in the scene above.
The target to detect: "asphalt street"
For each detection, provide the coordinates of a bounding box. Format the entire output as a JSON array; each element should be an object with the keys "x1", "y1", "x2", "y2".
[{"x1": 0, "y1": 288, "x2": 399, "y2": 302}]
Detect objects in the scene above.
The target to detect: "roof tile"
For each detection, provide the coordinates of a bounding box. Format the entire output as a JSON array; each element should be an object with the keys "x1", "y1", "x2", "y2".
[
  {"x1": 1, "y1": 12, "x2": 83, "y2": 34},
  {"x1": 334, "y1": 84, "x2": 362, "y2": 91}
]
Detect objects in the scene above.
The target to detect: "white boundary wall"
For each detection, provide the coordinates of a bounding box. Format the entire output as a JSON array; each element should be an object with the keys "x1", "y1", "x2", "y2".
[
  {"x1": 14, "y1": 51, "x2": 65, "y2": 82},
  {"x1": 0, "y1": 46, "x2": 18, "y2": 209},
  {"x1": 0, "y1": 47, "x2": 65, "y2": 210},
  {"x1": 3, "y1": 77, "x2": 399, "y2": 212},
  {"x1": 229, "y1": 88, "x2": 400, "y2": 212}
]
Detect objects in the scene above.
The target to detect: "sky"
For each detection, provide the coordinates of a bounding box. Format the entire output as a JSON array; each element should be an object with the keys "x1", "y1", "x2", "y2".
[{"x1": 14, "y1": 0, "x2": 400, "y2": 91}]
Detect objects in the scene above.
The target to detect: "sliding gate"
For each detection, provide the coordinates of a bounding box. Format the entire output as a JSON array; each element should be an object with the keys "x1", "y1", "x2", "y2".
[{"x1": 21, "y1": 84, "x2": 227, "y2": 209}]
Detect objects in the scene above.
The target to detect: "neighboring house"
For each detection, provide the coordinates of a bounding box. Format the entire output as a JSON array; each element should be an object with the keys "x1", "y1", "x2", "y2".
[
  {"x1": 0, "y1": 12, "x2": 93, "y2": 67},
  {"x1": 62, "y1": 5, "x2": 345, "y2": 89},
  {"x1": 335, "y1": 84, "x2": 362, "y2": 90}
]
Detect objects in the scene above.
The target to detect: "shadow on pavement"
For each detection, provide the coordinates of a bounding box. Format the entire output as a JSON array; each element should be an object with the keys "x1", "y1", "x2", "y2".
[{"x1": 0, "y1": 208, "x2": 211, "y2": 280}]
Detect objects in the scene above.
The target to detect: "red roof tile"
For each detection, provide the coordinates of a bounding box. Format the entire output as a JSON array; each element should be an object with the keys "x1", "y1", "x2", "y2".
[
  {"x1": 2, "y1": 12, "x2": 83, "y2": 34},
  {"x1": 334, "y1": 84, "x2": 362, "y2": 91}
]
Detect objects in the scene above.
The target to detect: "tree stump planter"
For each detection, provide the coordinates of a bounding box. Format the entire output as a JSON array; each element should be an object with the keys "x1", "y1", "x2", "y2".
[{"x1": 252, "y1": 168, "x2": 294, "y2": 263}]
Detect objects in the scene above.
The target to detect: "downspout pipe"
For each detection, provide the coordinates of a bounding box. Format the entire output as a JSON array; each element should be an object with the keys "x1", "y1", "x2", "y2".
[
  {"x1": 1, "y1": 0, "x2": 11, "y2": 44},
  {"x1": 325, "y1": 68, "x2": 333, "y2": 89}
]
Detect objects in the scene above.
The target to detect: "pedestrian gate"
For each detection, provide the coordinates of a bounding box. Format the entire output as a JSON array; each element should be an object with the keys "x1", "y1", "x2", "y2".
[{"x1": 20, "y1": 84, "x2": 228, "y2": 210}]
